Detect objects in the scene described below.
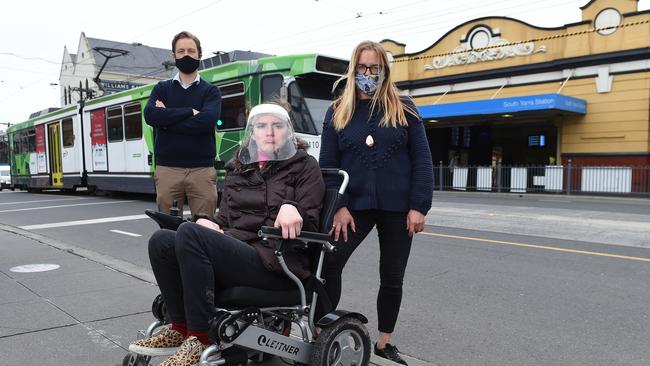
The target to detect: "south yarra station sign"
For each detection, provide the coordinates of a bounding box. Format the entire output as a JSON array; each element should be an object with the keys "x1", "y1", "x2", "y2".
[{"x1": 425, "y1": 25, "x2": 547, "y2": 70}]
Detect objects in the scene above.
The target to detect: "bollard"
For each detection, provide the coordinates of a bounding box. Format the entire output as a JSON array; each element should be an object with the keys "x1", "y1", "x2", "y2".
[
  {"x1": 566, "y1": 159, "x2": 572, "y2": 195},
  {"x1": 497, "y1": 163, "x2": 502, "y2": 193},
  {"x1": 438, "y1": 161, "x2": 443, "y2": 191}
]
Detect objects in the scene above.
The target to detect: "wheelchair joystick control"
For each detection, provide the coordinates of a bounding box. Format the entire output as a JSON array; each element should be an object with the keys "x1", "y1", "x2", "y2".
[{"x1": 170, "y1": 200, "x2": 180, "y2": 217}]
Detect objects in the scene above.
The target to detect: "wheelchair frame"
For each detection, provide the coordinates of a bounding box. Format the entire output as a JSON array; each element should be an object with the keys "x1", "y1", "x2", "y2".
[{"x1": 125, "y1": 169, "x2": 372, "y2": 366}]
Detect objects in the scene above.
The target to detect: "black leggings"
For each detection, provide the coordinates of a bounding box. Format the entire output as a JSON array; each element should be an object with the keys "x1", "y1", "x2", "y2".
[
  {"x1": 323, "y1": 209, "x2": 413, "y2": 333},
  {"x1": 148, "y1": 222, "x2": 295, "y2": 332}
]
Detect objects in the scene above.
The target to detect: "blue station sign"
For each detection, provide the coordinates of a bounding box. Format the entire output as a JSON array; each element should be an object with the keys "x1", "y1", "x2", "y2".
[{"x1": 418, "y1": 93, "x2": 587, "y2": 119}]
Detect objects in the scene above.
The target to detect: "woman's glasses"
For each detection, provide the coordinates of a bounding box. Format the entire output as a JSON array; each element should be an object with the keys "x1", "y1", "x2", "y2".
[{"x1": 355, "y1": 64, "x2": 382, "y2": 75}]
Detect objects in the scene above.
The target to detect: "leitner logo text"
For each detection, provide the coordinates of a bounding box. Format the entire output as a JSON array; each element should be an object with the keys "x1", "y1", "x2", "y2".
[{"x1": 257, "y1": 335, "x2": 300, "y2": 355}]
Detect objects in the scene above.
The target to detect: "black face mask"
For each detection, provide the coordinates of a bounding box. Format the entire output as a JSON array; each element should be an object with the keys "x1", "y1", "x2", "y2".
[{"x1": 175, "y1": 55, "x2": 200, "y2": 74}]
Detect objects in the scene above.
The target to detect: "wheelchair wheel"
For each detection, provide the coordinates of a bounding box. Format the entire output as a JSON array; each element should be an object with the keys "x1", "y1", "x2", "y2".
[
  {"x1": 310, "y1": 318, "x2": 370, "y2": 366},
  {"x1": 122, "y1": 352, "x2": 150, "y2": 366}
]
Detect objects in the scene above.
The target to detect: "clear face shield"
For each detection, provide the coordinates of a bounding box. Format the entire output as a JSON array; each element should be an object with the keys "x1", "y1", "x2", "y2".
[{"x1": 238, "y1": 104, "x2": 298, "y2": 165}]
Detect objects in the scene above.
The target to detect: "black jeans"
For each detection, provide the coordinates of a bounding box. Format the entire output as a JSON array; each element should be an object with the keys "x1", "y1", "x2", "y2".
[
  {"x1": 323, "y1": 209, "x2": 413, "y2": 333},
  {"x1": 148, "y1": 222, "x2": 295, "y2": 332}
]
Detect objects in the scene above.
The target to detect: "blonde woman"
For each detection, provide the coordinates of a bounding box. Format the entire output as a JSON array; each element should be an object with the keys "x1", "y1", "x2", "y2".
[{"x1": 319, "y1": 41, "x2": 433, "y2": 365}]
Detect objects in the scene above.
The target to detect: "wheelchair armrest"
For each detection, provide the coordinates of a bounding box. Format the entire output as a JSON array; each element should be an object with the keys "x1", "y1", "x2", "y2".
[
  {"x1": 259, "y1": 226, "x2": 336, "y2": 253},
  {"x1": 145, "y1": 209, "x2": 184, "y2": 231}
]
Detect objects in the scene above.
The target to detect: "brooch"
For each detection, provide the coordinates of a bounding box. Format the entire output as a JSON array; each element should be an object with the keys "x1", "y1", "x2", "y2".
[{"x1": 365, "y1": 135, "x2": 375, "y2": 147}]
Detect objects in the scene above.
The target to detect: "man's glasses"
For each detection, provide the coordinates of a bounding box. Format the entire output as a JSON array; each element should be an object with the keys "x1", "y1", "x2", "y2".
[{"x1": 355, "y1": 64, "x2": 382, "y2": 75}]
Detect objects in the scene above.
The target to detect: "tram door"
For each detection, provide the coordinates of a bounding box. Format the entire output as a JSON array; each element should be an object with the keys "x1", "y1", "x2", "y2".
[{"x1": 47, "y1": 122, "x2": 63, "y2": 186}]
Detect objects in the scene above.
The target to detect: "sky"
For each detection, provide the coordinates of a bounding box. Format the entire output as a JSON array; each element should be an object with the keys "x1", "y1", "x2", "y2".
[{"x1": 1, "y1": 0, "x2": 648, "y2": 129}]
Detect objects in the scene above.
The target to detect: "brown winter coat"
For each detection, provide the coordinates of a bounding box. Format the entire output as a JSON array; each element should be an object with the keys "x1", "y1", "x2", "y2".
[{"x1": 212, "y1": 142, "x2": 325, "y2": 279}]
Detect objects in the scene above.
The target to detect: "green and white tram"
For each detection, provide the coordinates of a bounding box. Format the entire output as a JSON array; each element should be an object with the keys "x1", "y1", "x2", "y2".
[
  {"x1": 7, "y1": 105, "x2": 84, "y2": 191},
  {"x1": 5, "y1": 53, "x2": 347, "y2": 193}
]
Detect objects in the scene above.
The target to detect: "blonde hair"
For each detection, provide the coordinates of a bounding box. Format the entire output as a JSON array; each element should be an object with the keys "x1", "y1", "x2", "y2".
[{"x1": 331, "y1": 41, "x2": 417, "y2": 130}]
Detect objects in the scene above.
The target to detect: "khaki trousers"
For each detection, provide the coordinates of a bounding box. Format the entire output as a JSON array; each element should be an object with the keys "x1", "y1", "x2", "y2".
[{"x1": 154, "y1": 165, "x2": 217, "y2": 217}]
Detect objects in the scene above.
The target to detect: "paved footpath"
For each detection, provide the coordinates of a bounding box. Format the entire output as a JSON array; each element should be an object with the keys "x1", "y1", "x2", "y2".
[
  {"x1": 0, "y1": 225, "x2": 417, "y2": 366},
  {"x1": 0, "y1": 227, "x2": 158, "y2": 365}
]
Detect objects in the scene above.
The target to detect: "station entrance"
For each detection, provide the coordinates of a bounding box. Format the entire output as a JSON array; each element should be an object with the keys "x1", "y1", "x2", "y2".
[{"x1": 426, "y1": 118, "x2": 559, "y2": 167}]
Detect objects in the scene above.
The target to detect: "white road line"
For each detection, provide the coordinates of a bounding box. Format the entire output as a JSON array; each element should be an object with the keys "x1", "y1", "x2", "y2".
[
  {"x1": 110, "y1": 229, "x2": 142, "y2": 237},
  {"x1": 21, "y1": 214, "x2": 148, "y2": 230},
  {"x1": 20, "y1": 210, "x2": 192, "y2": 230},
  {"x1": 0, "y1": 200, "x2": 133, "y2": 213},
  {"x1": 0, "y1": 197, "x2": 88, "y2": 206}
]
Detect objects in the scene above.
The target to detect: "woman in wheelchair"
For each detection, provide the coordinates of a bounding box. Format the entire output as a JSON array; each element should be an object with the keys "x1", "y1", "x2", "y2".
[{"x1": 129, "y1": 103, "x2": 325, "y2": 366}]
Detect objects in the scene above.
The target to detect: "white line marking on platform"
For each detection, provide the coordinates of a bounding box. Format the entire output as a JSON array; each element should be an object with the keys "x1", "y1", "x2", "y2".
[
  {"x1": 110, "y1": 229, "x2": 142, "y2": 237},
  {"x1": 0, "y1": 197, "x2": 87, "y2": 205},
  {"x1": 20, "y1": 210, "x2": 192, "y2": 230},
  {"x1": 0, "y1": 200, "x2": 132, "y2": 213}
]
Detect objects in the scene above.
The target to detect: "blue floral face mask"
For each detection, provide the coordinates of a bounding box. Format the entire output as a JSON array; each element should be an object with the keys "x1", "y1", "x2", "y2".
[{"x1": 355, "y1": 73, "x2": 381, "y2": 96}]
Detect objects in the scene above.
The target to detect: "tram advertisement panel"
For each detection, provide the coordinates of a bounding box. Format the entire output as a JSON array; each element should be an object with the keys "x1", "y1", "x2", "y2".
[
  {"x1": 35, "y1": 125, "x2": 46, "y2": 173},
  {"x1": 90, "y1": 109, "x2": 107, "y2": 171}
]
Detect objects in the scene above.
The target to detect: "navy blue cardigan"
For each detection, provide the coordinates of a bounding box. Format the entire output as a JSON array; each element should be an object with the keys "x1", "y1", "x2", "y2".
[
  {"x1": 319, "y1": 99, "x2": 433, "y2": 214},
  {"x1": 144, "y1": 79, "x2": 221, "y2": 168}
]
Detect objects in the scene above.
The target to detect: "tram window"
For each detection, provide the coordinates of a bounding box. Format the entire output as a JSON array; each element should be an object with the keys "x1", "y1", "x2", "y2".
[
  {"x1": 217, "y1": 82, "x2": 246, "y2": 130},
  {"x1": 0, "y1": 134, "x2": 8, "y2": 163},
  {"x1": 316, "y1": 56, "x2": 349, "y2": 75},
  {"x1": 27, "y1": 128, "x2": 35, "y2": 152},
  {"x1": 107, "y1": 106, "x2": 124, "y2": 142},
  {"x1": 287, "y1": 82, "x2": 317, "y2": 134},
  {"x1": 261, "y1": 75, "x2": 283, "y2": 102},
  {"x1": 124, "y1": 103, "x2": 143, "y2": 140},
  {"x1": 62, "y1": 118, "x2": 74, "y2": 147},
  {"x1": 219, "y1": 95, "x2": 247, "y2": 130},
  {"x1": 13, "y1": 132, "x2": 21, "y2": 154},
  {"x1": 19, "y1": 133, "x2": 28, "y2": 153},
  {"x1": 219, "y1": 83, "x2": 244, "y2": 95}
]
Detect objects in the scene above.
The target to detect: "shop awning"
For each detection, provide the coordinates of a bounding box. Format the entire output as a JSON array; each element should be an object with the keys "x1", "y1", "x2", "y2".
[{"x1": 418, "y1": 93, "x2": 587, "y2": 120}]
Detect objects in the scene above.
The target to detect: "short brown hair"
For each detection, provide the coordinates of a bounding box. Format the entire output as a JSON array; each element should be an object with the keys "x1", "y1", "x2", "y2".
[{"x1": 172, "y1": 31, "x2": 202, "y2": 57}]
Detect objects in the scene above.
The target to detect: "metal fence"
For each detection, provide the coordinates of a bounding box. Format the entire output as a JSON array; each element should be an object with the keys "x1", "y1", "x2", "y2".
[{"x1": 434, "y1": 162, "x2": 650, "y2": 197}]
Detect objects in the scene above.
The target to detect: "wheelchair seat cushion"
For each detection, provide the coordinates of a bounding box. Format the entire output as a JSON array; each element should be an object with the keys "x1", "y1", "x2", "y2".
[{"x1": 215, "y1": 286, "x2": 312, "y2": 308}]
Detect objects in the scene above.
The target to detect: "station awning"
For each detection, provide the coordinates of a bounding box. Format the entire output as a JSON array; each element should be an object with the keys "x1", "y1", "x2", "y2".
[{"x1": 418, "y1": 93, "x2": 587, "y2": 120}]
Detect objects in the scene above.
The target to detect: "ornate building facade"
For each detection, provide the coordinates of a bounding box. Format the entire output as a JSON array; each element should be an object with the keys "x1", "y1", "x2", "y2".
[{"x1": 383, "y1": 0, "x2": 649, "y2": 170}]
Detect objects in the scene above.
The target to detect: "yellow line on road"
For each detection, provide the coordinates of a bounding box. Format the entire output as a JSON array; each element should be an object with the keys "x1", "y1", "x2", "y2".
[{"x1": 421, "y1": 232, "x2": 650, "y2": 263}]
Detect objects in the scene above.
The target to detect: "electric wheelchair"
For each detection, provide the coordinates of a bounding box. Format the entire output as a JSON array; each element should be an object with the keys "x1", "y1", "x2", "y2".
[{"x1": 123, "y1": 169, "x2": 371, "y2": 366}]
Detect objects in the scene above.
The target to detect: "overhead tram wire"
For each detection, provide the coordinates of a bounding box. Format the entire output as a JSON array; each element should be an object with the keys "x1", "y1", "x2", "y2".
[
  {"x1": 366, "y1": 0, "x2": 585, "y2": 49},
  {"x1": 0, "y1": 2, "x2": 231, "y2": 86},
  {"x1": 257, "y1": 0, "x2": 532, "y2": 51},
  {"x1": 272, "y1": 0, "x2": 584, "y2": 55},
  {"x1": 0, "y1": 66, "x2": 61, "y2": 75},
  {"x1": 261, "y1": 0, "x2": 572, "y2": 55},
  {"x1": 0, "y1": 72, "x2": 60, "y2": 106},
  {"x1": 1, "y1": 0, "x2": 230, "y2": 119},
  {"x1": 95, "y1": 0, "x2": 228, "y2": 53},
  {"x1": 0, "y1": 52, "x2": 61, "y2": 65},
  {"x1": 248, "y1": 0, "x2": 494, "y2": 52},
  {"x1": 270, "y1": 0, "x2": 581, "y2": 54},
  {"x1": 46, "y1": 0, "x2": 229, "y2": 93},
  {"x1": 122, "y1": 66, "x2": 170, "y2": 83}
]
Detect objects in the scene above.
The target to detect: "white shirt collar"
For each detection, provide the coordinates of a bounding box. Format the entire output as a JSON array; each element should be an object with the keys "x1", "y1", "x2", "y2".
[{"x1": 173, "y1": 73, "x2": 200, "y2": 89}]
